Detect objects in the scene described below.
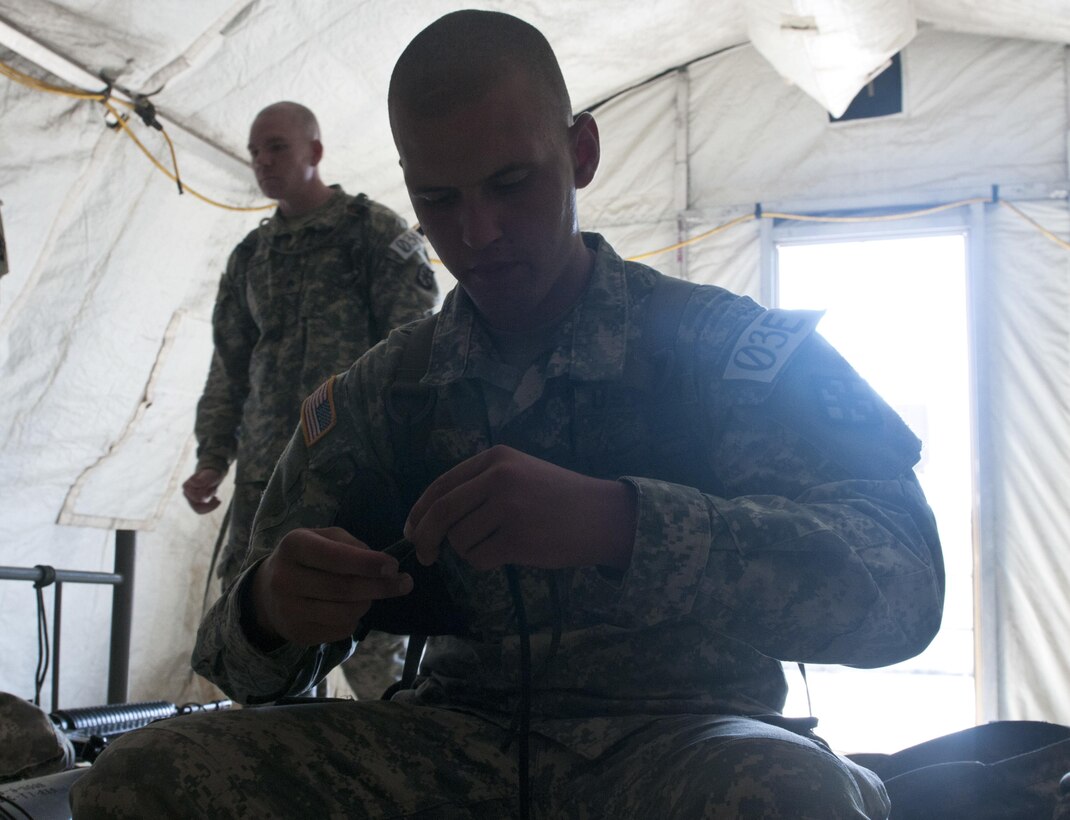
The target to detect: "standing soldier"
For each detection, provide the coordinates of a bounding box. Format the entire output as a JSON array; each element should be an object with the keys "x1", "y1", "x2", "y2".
[{"x1": 181, "y1": 101, "x2": 437, "y2": 698}]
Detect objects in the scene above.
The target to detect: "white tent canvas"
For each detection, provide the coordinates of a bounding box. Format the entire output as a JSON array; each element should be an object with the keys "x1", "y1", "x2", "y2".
[{"x1": 1, "y1": 0, "x2": 1068, "y2": 745}]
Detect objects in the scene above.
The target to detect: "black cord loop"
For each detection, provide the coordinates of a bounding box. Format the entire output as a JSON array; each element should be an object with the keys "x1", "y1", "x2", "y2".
[{"x1": 33, "y1": 564, "x2": 56, "y2": 589}]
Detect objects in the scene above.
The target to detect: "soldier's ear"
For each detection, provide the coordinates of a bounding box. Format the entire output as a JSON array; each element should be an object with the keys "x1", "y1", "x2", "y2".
[
  {"x1": 570, "y1": 112, "x2": 599, "y2": 190},
  {"x1": 310, "y1": 139, "x2": 324, "y2": 167}
]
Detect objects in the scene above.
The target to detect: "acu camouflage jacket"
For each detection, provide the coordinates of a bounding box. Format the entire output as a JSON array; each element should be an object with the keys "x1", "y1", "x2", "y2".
[
  {"x1": 193, "y1": 186, "x2": 437, "y2": 483},
  {"x1": 193, "y1": 233, "x2": 944, "y2": 757}
]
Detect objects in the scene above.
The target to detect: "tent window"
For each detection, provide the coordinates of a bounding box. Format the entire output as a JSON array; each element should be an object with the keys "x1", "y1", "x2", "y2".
[
  {"x1": 775, "y1": 232, "x2": 976, "y2": 754},
  {"x1": 830, "y1": 53, "x2": 903, "y2": 123}
]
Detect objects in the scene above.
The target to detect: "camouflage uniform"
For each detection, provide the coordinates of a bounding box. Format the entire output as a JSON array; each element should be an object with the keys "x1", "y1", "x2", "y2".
[
  {"x1": 194, "y1": 185, "x2": 437, "y2": 698},
  {"x1": 75, "y1": 234, "x2": 943, "y2": 818}
]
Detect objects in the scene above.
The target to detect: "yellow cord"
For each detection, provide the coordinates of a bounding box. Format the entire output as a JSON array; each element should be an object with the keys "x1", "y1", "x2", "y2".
[
  {"x1": 626, "y1": 213, "x2": 757, "y2": 262},
  {"x1": 0, "y1": 59, "x2": 120, "y2": 102},
  {"x1": 5, "y1": 59, "x2": 1067, "y2": 251},
  {"x1": 620, "y1": 196, "x2": 1068, "y2": 264},
  {"x1": 999, "y1": 200, "x2": 1070, "y2": 251},
  {"x1": 1, "y1": 59, "x2": 273, "y2": 213},
  {"x1": 101, "y1": 102, "x2": 271, "y2": 212}
]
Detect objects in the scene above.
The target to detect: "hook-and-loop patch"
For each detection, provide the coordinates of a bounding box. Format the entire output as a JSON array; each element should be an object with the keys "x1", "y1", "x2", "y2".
[
  {"x1": 301, "y1": 375, "x2": 337, "y2": 447},
  {"x1": 723, "y1": 308, "x2": 824, "y2": 384}
]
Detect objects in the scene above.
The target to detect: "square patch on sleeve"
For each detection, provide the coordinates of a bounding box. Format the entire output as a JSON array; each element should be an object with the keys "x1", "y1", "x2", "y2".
[{"x1": 814, "y1": 376, "x2": 881, "y2": 425}]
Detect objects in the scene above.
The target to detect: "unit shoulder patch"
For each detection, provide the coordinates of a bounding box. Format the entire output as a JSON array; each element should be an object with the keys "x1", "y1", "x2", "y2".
[
  {"x1": 812, "y1": 375, "x2": 882, "y2": 426},
  {"x1": 388, "y1": 228, "x2": 424, "y2": 261},
  {"x1": 301, "y1": 376, "x2": 338, "y2": 447},
  {"x1": 723, "y1": 308, "x2": 824, "y2": 384}
]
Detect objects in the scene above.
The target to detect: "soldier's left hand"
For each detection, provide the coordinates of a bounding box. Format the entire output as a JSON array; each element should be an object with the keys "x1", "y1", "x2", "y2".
[{"x1": 403, "y1": 444, "x2": 636, "y2": 571}]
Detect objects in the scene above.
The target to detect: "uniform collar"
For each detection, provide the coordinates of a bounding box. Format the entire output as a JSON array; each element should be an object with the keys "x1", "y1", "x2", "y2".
[
  {"x1": 422, "y1": 232, "x2": 629, "y2": 387},
  {"x1": 257, "y1": 184, "x2": 347, "y2": 239}
]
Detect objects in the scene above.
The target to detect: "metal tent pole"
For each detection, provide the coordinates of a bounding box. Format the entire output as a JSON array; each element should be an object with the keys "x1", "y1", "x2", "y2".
[{"x1": 107, "y1": 529, "x2": 136, "y2": 704}]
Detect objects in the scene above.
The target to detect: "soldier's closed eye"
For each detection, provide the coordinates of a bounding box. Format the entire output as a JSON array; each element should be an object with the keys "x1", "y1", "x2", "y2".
[
  {"x1": 416, "y1": 189, "x2": 455, "y2": 205},
  {"x1": 493, "y1": 168, "x2": 529, "y2": 190}
]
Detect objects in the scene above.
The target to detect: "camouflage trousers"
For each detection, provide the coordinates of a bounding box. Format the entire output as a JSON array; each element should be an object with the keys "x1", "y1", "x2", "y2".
[
  {"x1": 218, "y1": 482, "x2": 405, "y2": 701},
  {"x1": 341, "y1": 632, "x2": 407, "y2": 701},
  {"x1": 70, "y1": 702, "x2": 888, "y2": 818}
]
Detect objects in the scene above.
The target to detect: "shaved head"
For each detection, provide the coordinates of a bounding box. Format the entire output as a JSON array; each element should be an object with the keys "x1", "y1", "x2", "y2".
[
  {"x1": 247, "y1": 100, "x2": 332, "y2": 216},
  {"x1": 387, "y1": 9, "x2": 600, "y2": 332},
  {"x1": 388, "y1": 10, "x2": 573, "y2": 129},
  {"x1": 254, "y1": 101, "x2": 321, "y2": 141}
]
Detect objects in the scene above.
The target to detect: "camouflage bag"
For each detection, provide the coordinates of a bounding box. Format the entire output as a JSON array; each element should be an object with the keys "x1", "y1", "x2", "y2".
[
  {"x1": 849, "y1": 721, "x2": 1070, "y2": 819},
  {"x1": 0, "y1": 692, "x2": 75, "y2": 783}
]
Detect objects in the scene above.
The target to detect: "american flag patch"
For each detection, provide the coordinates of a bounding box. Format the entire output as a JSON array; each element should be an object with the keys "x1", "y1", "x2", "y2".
[{"x1": 301, "y1": 376, "x2": 337, "y2": 447}]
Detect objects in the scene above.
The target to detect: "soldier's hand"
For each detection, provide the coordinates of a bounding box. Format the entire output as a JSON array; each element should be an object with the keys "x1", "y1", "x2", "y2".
[
  {"x1": 182, "y1": 468, "x2": 224, "y2": 514},
  {"x1": 404, "y1": 445, "x2": 637, "y2": 572},
  {"x1": 251, "y1": 526, "x2": 413, "y2": 646}
]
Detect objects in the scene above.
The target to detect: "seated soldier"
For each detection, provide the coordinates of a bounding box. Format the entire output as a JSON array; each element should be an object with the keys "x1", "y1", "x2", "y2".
[{"x1": 71, "y1": 10, "x2": 943, "y2": 818}]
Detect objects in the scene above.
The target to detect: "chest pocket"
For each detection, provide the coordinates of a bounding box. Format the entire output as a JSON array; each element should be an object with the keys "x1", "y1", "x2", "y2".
[
  {"x1": 306, "y1": 245, "x2": 361, "y2": 311},
  {"x1": 246, "y1": 235, "x2": 363, "y2": 330},
  {"x1": 243, "y1": 241, "x2": 302, "y2": 335},
  {"x1": 573, "y1": 360, "x2": 720, "y2": 496}
]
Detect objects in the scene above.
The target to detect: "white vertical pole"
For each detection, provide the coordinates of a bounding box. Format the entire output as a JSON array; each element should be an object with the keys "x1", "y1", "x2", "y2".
[
  {"x1": 674, "y1": 69, "x2": 691, "y2": 280},
  {"x1": 967, "y1": 199, "x2": 999, "y2": 723}
]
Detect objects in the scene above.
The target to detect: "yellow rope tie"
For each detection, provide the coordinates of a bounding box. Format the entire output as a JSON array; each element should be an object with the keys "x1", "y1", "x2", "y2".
[
  {"x1": 999, "y1": 200, "x2": 1070, "y2": 251},
  {"x1": 621, "y1": 196, "x2": 1068, "y2": 264},
  {"x1": 1, "y1": 59, "x2": 273, "y2": 213},
  {"x1": 0, "y1": 60, "x2": 116, "y2": 102},
  {"x1": 101, "y1": 102, "x2": 272, "y2": 212},
  {"x1": 626, "y1": 213, "x2": 757, "y2": 261},
  {"x1": 426, "y1": 195, "x2": 1067, "y2": 266}
]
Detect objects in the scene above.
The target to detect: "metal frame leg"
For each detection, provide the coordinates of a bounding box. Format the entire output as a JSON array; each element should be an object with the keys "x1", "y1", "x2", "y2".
[{"x1": 107, "y1": 529, "x2": 136, "y2": 704}]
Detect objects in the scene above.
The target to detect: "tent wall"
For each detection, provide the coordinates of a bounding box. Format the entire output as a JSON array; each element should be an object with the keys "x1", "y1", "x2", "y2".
[
  {"x1": 985, "y1": 200, "x2": 1070, "y2": 722},
  {"x1": 693, "y1": 31, "x2": 1066, "y2": 207},
  {"x1": 583, "y1": 29, "x2": 1070, "y2": 724},
  {"x1": 0, "y1": 56, "x2": 261, "y2": 707}
]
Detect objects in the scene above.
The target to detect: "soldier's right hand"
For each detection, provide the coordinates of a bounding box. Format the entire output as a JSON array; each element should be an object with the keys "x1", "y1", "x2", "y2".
[
  {"x1": 251, "y1": 526, "x2": 413, "y2": 646},
  {"x1": 182, "y1": 468, "x2": 224, "y2": 514}
]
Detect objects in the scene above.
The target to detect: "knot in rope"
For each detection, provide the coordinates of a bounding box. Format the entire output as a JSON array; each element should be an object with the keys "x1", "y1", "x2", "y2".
[{"x1": 33, "y1": 564, "x2": 57, "y2": 589}]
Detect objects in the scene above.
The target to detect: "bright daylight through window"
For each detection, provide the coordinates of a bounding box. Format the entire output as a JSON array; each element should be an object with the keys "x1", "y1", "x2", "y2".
[{"x1": 776, "y1": 233, "x2": 975, "y2": 754}]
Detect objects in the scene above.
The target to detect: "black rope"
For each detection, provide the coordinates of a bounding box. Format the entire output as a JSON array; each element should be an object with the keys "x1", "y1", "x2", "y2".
[
  {"x1": 504, "y1": 565, "x2": 531, "y2": 820},
  {"x1": 797, "y1": 662, "x2": 813, "y2": 717},
  {"x1": 538, "y1": 571, "x2": 562, "y2": 682},
  {"x1": 201, "y1": 499, "x2": 232, "y2": 614},
  {"x1": 32, "y1": 565, "x2": 56, "y2": 706},
  {"x1": 583, "y1": 42, "x2": 747, "y2": 114}
]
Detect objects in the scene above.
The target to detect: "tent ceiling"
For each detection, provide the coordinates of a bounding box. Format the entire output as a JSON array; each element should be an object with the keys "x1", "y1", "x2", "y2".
[{"x1": 3, "y1": 1, "x2": 1068, "y2": 209}]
